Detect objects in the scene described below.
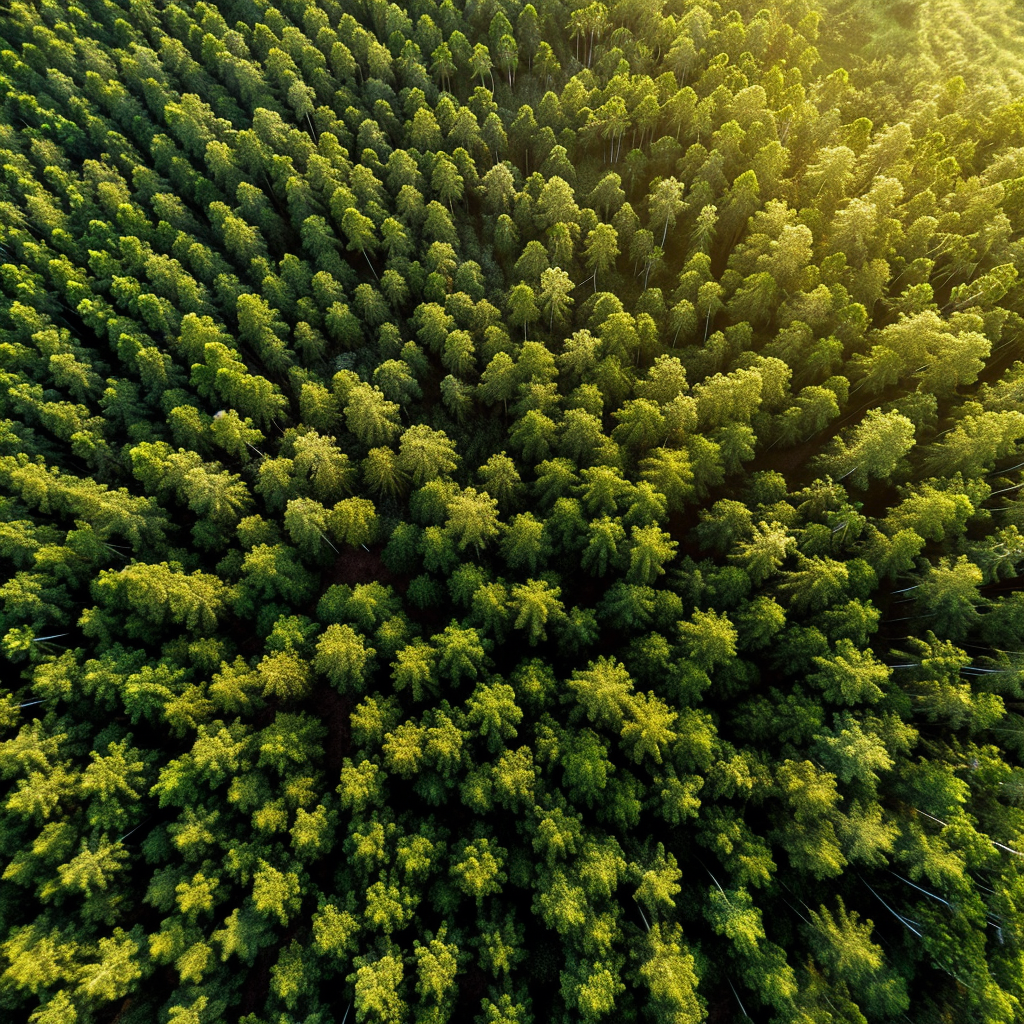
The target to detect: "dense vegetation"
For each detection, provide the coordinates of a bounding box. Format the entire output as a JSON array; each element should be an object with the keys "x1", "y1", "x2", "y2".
[{"x1": 2, "y1": 0, "x2": 1024, "y2": 1020}]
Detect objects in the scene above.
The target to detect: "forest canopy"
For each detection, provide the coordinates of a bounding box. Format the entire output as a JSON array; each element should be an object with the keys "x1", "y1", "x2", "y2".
[{"x1": 2, "y1": 0, "x2": 1024, "y2": 1022}]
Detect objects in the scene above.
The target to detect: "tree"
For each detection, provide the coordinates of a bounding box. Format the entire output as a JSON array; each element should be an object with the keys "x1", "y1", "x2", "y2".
[
  {"x1": 495, "y1": 33, "x2": 519, "y2": 87},
  {"x1": 822, "y1": 409, "x2": 915, "y2": 489},
  {"x1": 917, "y1": 327, "x2": 991, "y2": 398},
  {"x1": 313, "y1": 301, "x2": 357, "y2": 357},
  {"x1": 478, "y1": 352, "x2": 520, "y2": 414},
  {"x1": 613, "y1": 400, "x2": 667, "y2": 451},
  {"x1": 478, "y1": 452, "x2": 523, "y2": 510},
  {"x1": 507, "y1": 284, "x2": 540, "y2": 341},
  {"x1": 381, "y1": 217, "x2": 414, "y2": 260},
  {"x1": 87, "y1": 562, "x2": 234, "y2": 639},
  {"x1": 363, "y1": 448, "x2": 409, "y2": 499},
  {"x1": 374, "y1": 359, "x2": 421, "y2": 407},
  {"x1": 510, "y1": 579, "x2": 564, "y2": 644},
  {"x1": 622, "y1": 693, "x2": 678, "y2": 766},
  {"x1": 582, "y1": 517, "x2": 628, "y2": 577},
  {"x1": 514, "y1": 241, "x2": 550, "y2": 285},
  {"x1": 547, "y1": 221, "x2": 575, "y2": 268},
  {"x1": 584, "y1": 223, "x2": 619, "y2": 292},
  {"x1": 925, "y1": 411, "x2": 1024, "y2": 478},
  {"x1": 330, "y1": 497, "x2": 379, "y2": 548},
  {"x1": 635, "y1": 923, "x2": 703, "y2": 1024},
  {"x1": 501, "y1": 513, "x2": 549, "y2": 574},
  {"x1": 315, "y1": 624, "x2": 375, "y2": 694},
  {"x1": 283, "y1": 497, "x2": 334, "y2": 559},
  {"x1": 539, "y1": 267, "x2": 574, "y2": 332},
  {"x1": 444, "y1": 488, "x2": 502, "y2": 552},
  {"x1": 915, "y1": 555, "x2": 985, "y2": 640},
  {"x1": 346, "y1": 384, "x2": 402, "y2": 447},
  {"x1": 806, "y1": 898, "x2": 909, "y2": 1019},
  {"x1": 579, "y1": 466, "x2": 631, "y2": 518},
  {"x1": 627, "y1": 526, "x2": 678, "y2": 586},
  {"x1": 523, "y1": 35, "x2": 557, "y2": 84},
  {"x1": 516, "y1": 4, "x2": 541, "y2": 68},
  {"x1": 470, "y1": 43, "x2": 494, "y2": 90},
  {"x1": 772, "y1": 759, "x2": 847, "y2": 879},
  {"x1": 638, "y1": 356, "x2": 689, "y2": 406},
  {"x1": 77, "y1": 929, "x2": 143, "y2": 1003},
  {"x1": 430, "y1": 42, "x2": 456, "y2": 92},
  {"x1": 648, "y1": 177, "x2": 686, "y2": 248},
  {"x1": 252, "y1": 860, "x2": 302, "y2": 926},
  {"x1": 705, "y1": 884, "x2": 798, "y2": 1013},
  {"x1": 537, "y1": 176, "x2": 580, "y2": 230},
  {"x1": 568, "y1": 657, "x2": 635, "y2": 731},
  {"x1": 883, "y1": 482, "x2": 973, "y2": 542},
  {"x1": 413, "y1": 927, "x2": 460, "y2": 1019},
  {"x1": 808, "y1": 639, "x2": 889, "y2": 705},
  {"x1": 293, "y1": 431, "x2": 354, "y2": 503},
  {"x1": 729, "y1": 521, "x2": 796, "y2": 585},
  {"x1": 464, "y1": 679, "x2": 522, "y2": 753},
  {"x1": 340, "y1": 207, "x2": 379, "y2": 279},
  {"x1": 639, "y1": 448, "x2": 694, "y2": 513},
  {"x1": 778, "y1": 556, "x2": 851, "y2": 612},
  {"x1": 432, "y1": 153, "x2": 464, "y2": 212},
  {"x1": 471, "y1": 582, "x2": 512, "y2": 643},
  {"x1": 441, "y1": 374, "x2": 475, "y2": 423},
  {"x1": 350, "y1": 950, "x2": 406, "y2": 1024},
  {"x1": 451, "y1": 838, "x2": 507, "y2": 904},
  {"x1": 398, "y1": 425, "x2": 460, "y2": 486},
  {"x1": 689, "y1": 204, "x2": 718, "y2": 257},
  {"x1": 677, "y1": 608, "x2": 738, "y2": 673}
]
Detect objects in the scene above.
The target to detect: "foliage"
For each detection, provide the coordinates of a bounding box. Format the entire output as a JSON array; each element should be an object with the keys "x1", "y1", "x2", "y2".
[{"x1": 1, "y1": 1, "x2": 1023, "y2": 1022}]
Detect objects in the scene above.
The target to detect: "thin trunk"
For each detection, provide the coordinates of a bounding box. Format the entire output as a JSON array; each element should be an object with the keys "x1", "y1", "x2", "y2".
[
  {"x1": 363, "y1": 249, "x2": 379, "y2": 281},
  {"x1": 317, "y1": 528, "x2": 340, "y2": 554},
  {"x1": 634, "y1": 898, "x2": 651, "y2": 932},
  {"x1": 726, "y1": 977, "x2": 750, "y2": 1021}
]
